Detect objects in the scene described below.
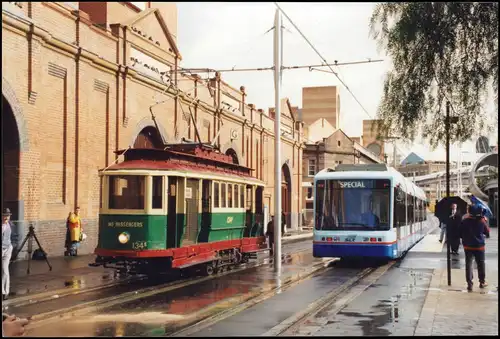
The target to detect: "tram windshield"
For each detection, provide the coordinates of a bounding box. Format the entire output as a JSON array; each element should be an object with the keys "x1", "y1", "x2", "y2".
[
  {"x1": 315, "y1": 179, "x2": 391, "y2": 231},
  {"x1": 108, "y1": 175, "x2": 145, "y2": 210}
]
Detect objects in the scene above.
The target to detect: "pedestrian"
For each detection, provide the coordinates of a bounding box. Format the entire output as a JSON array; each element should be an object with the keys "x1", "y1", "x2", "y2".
[
  {"x1": 438, "y1": 217, "x2": 447, "y2": 243},
  {"x1": 459, "y1": 204, "x2": 490, "y2": 291},
  {"x1": 2, "y1": 208, "x2": 14, "y2": 300},
  {"x1": 281, "y1": 211, "x2": 286, "y2": 235},
  {"x1": 266, "y1": 216, "x2": 275, "y2": 255},
  {"x1": 66, "y1": 207, "x2": 83, "y2": 256},
  {"x1": 447, "y1": 203, "x2": 462, "y2": 254},
  {"x1": 2, "y1": 314, "x2": 29, "y2": 337}
]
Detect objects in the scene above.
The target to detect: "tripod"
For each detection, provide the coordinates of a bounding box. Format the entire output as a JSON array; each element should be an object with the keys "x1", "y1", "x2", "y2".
[{"x1": 11, "y1": 225, "x2": 52, "y2": 275}]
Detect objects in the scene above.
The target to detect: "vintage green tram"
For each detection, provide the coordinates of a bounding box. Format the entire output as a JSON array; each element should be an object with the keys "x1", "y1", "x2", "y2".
[{"x1": 91, "y1": 144, "x2": 267, "y2": 275}]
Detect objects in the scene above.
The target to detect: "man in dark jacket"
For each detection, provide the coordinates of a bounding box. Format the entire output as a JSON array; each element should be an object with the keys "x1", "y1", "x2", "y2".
[
  {"x1": 266, "y1": 216, "x2": 275, "y2": 255},
  {"x1": 459, "y1": 204, "x2": 491, "y2": 291},
  {"x1": 447, "y1": 204, "x2": 462, "y2": 254}
]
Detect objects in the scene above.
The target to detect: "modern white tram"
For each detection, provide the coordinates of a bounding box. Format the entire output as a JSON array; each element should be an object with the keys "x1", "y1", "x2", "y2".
[{"x1": 312, "y1": 164, "x2": 431, "y2": 260}]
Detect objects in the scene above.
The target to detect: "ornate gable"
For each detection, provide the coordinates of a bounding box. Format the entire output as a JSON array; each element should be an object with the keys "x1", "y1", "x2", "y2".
[{"x1": 122, "y1": 8, "x2": 181, "y2": 60}]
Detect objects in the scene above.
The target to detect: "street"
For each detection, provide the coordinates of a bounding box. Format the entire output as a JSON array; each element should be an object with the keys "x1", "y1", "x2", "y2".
[{"x1": 11, "y1": 225, "x2": 497, "y2": 337}]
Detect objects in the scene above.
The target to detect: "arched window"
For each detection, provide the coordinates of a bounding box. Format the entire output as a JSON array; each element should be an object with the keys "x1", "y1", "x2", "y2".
[{"x1": 134, "y1": 126, "x2": 164, "y2": 149}]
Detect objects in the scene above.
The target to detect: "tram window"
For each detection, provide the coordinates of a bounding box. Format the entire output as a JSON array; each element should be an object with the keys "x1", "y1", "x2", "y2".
[
  {"x1": 314, "y1": 180, "x2": 325, "y2": 230},
  {"x1": 240, "y1": 185, "x2": 245, "y2": 208},
  {"x1": 221, "y1": 183, "x2": 227, "y2": 208},
  {"x1": 228, "y1": 184, "x2": 233, "y2": 208},
  {"x1": 108, "y1": 175, "x2": 145, "y2": 210},
  {"x1": 152, "y1": 176, "x2": 163, "y2": 209},
  {"x1": 214, "y1": 182, "x2": 220, "y2": 208},
  {"x1": 246, "y1": 186, "x2": 252, "y2": 210},
  {"x1": 394, "y1": 187, "x2": 407, "y2": 227},
  {"x1": 235, "y1": 185, "x2": 239, "y2": 208}
]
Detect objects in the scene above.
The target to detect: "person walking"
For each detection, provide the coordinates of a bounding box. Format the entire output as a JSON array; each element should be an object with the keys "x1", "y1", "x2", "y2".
[
  {"x1": 438, "y1": 218, "x2": 447, "y2": 243},
  {"x1": 459, "y1": 204, "x2": 490, "y2": 291},
  {"x1": 281, "y1": 211, "x2": 286, "y2": 235},
  {"x1": 66, "y1": 207, "x2": 83, "y2": 256},
  {"x1": 2, "y1": 208, "x2": 14, "y2": 300},
  {"x1": 266, "y1": 216, "x2": 275, "y2": 255},
  {"x1": 447, "y1": 203, "x2": 462, "y2": 254}
]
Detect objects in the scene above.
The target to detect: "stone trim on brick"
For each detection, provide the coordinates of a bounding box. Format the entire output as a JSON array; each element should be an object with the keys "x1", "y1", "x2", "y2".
[
  {"x1": 2, "y1": 76, "x2": 29, "y2": 152},
  {"x1": 130, "y1": 116, "x2": 169, "y2": 147}
]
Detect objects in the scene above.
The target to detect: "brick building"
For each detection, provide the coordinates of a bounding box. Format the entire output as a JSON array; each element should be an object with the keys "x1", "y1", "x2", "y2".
[{"x1": 2, "y1": 2, "x2": 304, "y2": 259}]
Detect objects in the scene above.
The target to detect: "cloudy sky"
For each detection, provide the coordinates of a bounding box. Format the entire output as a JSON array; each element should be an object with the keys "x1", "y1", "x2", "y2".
[{"x1": 176, "y1": 2, "x2": 497, "y2": 162}]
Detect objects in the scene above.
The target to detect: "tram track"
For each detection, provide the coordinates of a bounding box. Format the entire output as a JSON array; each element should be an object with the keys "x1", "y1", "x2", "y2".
[
  {"x1": 5, "y1": 236, "x2": 312, "y2": 312},
  {"x1": 269, "y1": 260, "x2": 396, "y2": 336},
  {"x1": 167, "y1": 258, "x2": 338, "y2": 337},
  {"x1": 21, "y1": 241, "x2": 313, "y2": 329},
  {"x1": 168, "y1": 260, "x2": 395, "y2": 337}
]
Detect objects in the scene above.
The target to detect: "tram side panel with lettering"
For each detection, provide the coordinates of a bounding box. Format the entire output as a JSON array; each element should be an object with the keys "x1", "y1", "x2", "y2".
[{"x1": 90, "y1": 145, "x2": 267, "y2": 276}]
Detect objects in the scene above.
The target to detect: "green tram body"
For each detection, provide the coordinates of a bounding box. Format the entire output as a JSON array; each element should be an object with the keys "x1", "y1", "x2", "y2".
[{"x1": 92, "y1": 146, "x2": 267, "y2": 275}]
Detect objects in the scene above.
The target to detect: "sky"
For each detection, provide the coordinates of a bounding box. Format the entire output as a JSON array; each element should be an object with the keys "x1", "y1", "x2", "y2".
[{"x1": 176, "y1": 2, "x2": 498, "y2": 163}]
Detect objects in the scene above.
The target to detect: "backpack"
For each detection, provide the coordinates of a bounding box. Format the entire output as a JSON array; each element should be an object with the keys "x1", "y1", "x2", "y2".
[{"x1": 32, "y1": 248, "x2": 47, "y2": 260}]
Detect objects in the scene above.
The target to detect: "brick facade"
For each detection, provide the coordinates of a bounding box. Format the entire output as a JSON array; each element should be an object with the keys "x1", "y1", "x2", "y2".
[{"x1": 2, "y1": 2, "x2": 304, "y2": 259}]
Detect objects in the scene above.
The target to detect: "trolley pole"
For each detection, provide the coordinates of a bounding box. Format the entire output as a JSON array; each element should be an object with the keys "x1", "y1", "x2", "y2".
[
  {"x1": 273, "y1": 9, "x2": 282, "y2": 273},
  {"x1": 445, "y1": 101, "x2": 451, "y2": 286}
]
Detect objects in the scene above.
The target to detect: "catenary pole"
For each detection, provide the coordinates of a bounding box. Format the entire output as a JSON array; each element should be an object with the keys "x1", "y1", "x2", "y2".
[
  {"x1": 445, "y1": 101, "x2": 452, "y2": 286},
  {"x1": 273, "y1": 9, "x2": 282, "y2": 273}
]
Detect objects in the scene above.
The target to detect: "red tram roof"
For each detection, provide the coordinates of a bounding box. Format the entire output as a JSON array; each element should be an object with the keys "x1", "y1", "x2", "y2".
[{"x1": 106, "y1": 145, "x2": 256, "y2": 180}]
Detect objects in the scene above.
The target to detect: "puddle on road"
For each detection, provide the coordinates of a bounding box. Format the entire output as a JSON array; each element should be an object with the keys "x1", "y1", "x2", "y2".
[{"x1": 331, "y1": 269, "x2": 432, "y2": 336}]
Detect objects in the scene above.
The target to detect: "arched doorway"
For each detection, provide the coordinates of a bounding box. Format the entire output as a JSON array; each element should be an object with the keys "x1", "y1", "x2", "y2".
[
  {"x1": 281, "y1": 163, "x2": 292, "y2": 229},
  {"x1": 225, "y1": 148, "x2": 239, "y2": 165},
  {"x1": 2, "y1": 95, "x2": 21, "y2": 220},
  {"x1": 133, "y1": 126, "x2": 164, "y2": 149}
]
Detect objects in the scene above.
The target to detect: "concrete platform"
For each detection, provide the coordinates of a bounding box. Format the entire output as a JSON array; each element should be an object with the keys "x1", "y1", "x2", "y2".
[{"x1": 413, "y1": 227, "x2": 498, "y2": 336}]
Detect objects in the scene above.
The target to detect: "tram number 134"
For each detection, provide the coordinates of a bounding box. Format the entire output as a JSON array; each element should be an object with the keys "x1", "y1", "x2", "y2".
[{"x1": 132, "y1": 241, "x2": 148, "y2": 250}]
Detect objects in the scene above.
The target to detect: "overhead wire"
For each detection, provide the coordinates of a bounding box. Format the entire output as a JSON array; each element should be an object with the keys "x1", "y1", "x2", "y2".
[
  {"x1": 274, "y1": 2, "x2": 375, "y2": 120},
  {"x1": 229, "y1": 27, "x2": 275, "y2": 71}
]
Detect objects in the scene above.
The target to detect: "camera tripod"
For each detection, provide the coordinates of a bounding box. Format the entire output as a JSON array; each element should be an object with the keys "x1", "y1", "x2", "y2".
[{"x1": 11, "y1": 224, "x2": 52, "y2": 275}]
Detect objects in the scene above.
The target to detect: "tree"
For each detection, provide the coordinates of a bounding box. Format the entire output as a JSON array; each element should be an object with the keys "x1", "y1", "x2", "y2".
[{"x1": 370, "y1": 3, "x2": 498, "y2": 147}]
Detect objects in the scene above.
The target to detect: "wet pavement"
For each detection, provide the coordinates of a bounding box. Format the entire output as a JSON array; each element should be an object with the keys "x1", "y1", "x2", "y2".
[
  {"x1": 181, "y1": 262, "x2": 368, "y2": 337},
  {"x1": 22, "y1": 240, "x2": 321, "y2": 336},
  {"x1": 7, "y1": 234, "x2": 312, "y2": 303},
  {"x1": 16, "y1": 222, "x2": 498, "y2": 337},
  {"x1": 308, "y1": 267, "x2": 433, "y2": 336},
  {"x1": 284, "y1": 222, "x2": 498, "y2": 336},
  {"x1": 7, "y1": 254, "x2": 123, "y2": 300}
]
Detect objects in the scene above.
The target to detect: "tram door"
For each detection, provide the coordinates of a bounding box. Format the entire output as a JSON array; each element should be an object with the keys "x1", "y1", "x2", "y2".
[
  {"x1": 199, "y1": 180, "x2": 212, "y2": 243},
  {"x1": 184, "y1": 179, "x2": 199, "y2": 245},
  {"x1": 245, "y1": 185, "x2": 253, "y2": 237},
  {"x1": 167, "y1": 177, "x2": 178, "y2": 248},
  {"x1": 255, "y1": 187, "x2": 264, "y2": 235}
]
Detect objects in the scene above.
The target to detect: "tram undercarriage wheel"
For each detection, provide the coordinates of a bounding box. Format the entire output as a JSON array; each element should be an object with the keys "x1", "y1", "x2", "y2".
[{"x1": 204, "y1": 263, "x2": 215, "y2": 276}]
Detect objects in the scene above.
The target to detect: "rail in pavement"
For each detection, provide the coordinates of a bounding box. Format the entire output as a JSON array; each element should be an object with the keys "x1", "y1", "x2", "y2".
[{"x1": 5, "y1": 234, "x2": 312, "y2": 307}]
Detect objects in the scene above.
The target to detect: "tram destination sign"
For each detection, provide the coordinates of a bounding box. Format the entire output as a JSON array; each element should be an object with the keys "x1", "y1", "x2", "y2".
[
  {"x1": 107, "y1": 221, "x2": 144, "y2": 228},
  {"x1": 333, "y1": 179, "x2": 390, "y2": 189}
]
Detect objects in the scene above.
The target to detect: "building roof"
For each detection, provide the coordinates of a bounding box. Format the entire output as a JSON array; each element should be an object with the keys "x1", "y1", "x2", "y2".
[{"x1": 401, "y1": 152, "x2": 425, "y2": 165}]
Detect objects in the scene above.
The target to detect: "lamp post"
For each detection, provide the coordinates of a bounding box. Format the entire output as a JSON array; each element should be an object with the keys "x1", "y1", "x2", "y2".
[
  {"x1": 273, "y1": 9, "x2": 282, "y2": 273},
  {"x1": 445, "y1": 101, "x2": 459, "y2": 286}
]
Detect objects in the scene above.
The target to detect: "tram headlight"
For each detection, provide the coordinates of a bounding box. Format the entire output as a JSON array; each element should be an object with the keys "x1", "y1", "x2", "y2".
[{"x1": 118, "y1": 232, "x2": 130, "y2": 244}]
